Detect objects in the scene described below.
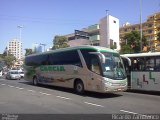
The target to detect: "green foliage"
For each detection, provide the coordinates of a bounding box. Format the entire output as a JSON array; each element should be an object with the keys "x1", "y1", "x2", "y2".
[
  {"x1": 0, "y1": 47, "x2": 16, "y2": 67},
  {"x1": 3, "y1": 54, "x2": 16, "y2": 67},
  {"x1": 120, "y1": 31, "x2": 147, "y2": 53},
  {"x1": 25, "y1": 49, "x2": 34, "y2": 56},
  {"x1": 0, "y1": 56, "x2": 3, "y2": 61},
  {"x1": 157, "y1": 32, "x2": 160, "y2": 42},
  {"x1": 52, "y1": 35, "x2": 69, "y2": 50},
  {"x1": 120, "y1": 44, "x2": 134, "y2": 54},
  {"x1": 2, "y1": 47, "x2": 10, "y2": 57}
]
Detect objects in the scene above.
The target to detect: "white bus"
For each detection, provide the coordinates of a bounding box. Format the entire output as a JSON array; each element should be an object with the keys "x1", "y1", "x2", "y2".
[
  {"x1": 24, "y1": 46, "x2": 127, "y2": 94},
  {"x1": 121, "y1": 52, "x2": 160, "y2": 92}
]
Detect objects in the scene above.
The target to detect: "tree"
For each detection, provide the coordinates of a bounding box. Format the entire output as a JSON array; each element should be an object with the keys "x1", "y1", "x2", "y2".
[
  {"x1": 25, "y1": 49, "x2": 34, "y2": 56},
  {"x1": 157, "y1": 32, "x2": 160, "y2": 42},
  {"x1": 0, "y1": 56, "x2": 3, "y2": 61},
  {"x1": 120, "y1": 44, "x2": 134, "y2": 54},
  {"x1": 52, "y1": 35, "x2": 69, "y2": 50},
  {"x1": 3, "y1": 54, "x2": 16, "y2": 68},
  {"x1": 120, "y1": 31, "x2": 147, "y2": 53},
  {"x1": 3, "y1": 47, "x2": 9, "y2": 57},
  {"x1": 155, "y1": 32, "x2": 160, "y2": 52}
]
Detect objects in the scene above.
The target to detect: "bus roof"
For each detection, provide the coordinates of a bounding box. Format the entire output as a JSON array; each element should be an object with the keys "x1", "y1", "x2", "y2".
[
  {"x1": 121, "y1": 52, "x2": 160, "y2": 58},
  {"x1": 26, "y1": 45, "x2": 118, "y2": 57}
]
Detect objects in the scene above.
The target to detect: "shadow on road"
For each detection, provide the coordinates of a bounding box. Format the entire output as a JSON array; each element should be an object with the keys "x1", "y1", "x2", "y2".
[
  {"x1": 126, "y1": 90, "x2": 160, "y2": 96},
  {"x1": 82, "y1": 91, "x2": 122, "y2": 99},
  {"x1": 19, "y1": 81, "x2": 122, "y2": 99}
]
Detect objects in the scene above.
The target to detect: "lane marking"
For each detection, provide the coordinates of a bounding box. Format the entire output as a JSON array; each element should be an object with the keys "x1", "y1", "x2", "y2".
[
  {"x1": 56, "y1": 96, "x2": 71, "y2": 100},
  {"x1": 8, "y1": 85, "x2": 15, "y2": 88},
  {"x1": 39, "y1": 92, "x2": 51, "y2": 96},
  {"x1": 15, "y1": 87, "x2": 24, "y2": 90},
  {"x1": 1, "y1": 84, "x2": 6, "y2": 85},
  {"x1": 84, "y1": 102, "x2": 104, "y2": 107},
  {"x1": 120, "y1": 110, "x2": 138, "y2": 114},
  {"x1": 120, "y1": 110, "x2": 149, "y2": 117},
  {"x1": 28, "y1": 89, "x2": 36, "y2": 92}
]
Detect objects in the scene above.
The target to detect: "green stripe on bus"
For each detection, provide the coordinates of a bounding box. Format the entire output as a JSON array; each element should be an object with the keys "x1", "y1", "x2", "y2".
[{"x1": 40, "y1": 66, "x2": 65, "y2": 72}]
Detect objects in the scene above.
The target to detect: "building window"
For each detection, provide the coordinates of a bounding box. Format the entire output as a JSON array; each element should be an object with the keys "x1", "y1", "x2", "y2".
[
  {"x1": 148, "y1": 30, "x2": 153, "y2": 34},
  {"x1": 148, "y1": 24, "x2": 152, "y2": 27},
  {"x1": 113, "y1": 20, "x2": 116, "y2": 23},
  {"x1": 132, "y1": 27, "x2": 135, "y2": 30}
]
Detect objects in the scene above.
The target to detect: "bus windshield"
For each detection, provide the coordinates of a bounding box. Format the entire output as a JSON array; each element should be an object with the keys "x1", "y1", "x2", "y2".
[{"x1": 101, "y1": 52, "x2": 126, "y2": 80}]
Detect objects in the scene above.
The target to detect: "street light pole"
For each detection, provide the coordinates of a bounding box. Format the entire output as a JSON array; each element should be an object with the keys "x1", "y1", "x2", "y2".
[
  {"x1": 106, "y1": 10, "x2": 110, "y2": 48},
  {"x1": 17, "y1": 25, "x2": 23, "y2": 42},
  {"x1": 17, "y1": 25, "x2": 24, "y2": 61},
  {"x1": 140, "y1": 0, "x2": 143, "y2": 52}
]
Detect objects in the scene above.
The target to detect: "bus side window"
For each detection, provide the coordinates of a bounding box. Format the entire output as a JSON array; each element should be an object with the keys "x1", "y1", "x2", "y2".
[
  {"x1": 132, "y1": 58, "x2": 145, "y2": 71},
  {"x1": 155, "y1": 57, "x2": 160, "y2": 71},
  {"x1": 132, "y1": 59, "x2": 139, "y2": 70},
  {"x1": 90, "y1": 56, "x2": 101, "y2": 75},
  {"x1": 145, "y1": 57, "x2": 154, "y2": 71},
  {"x1": 48, "y1": 51, "x2": 82, "y2": 67}
]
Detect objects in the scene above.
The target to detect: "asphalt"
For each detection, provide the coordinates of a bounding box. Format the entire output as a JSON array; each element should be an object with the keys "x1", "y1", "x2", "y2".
[{"x1": 0, "y1": 78, "x2": 160, "y2": 119}]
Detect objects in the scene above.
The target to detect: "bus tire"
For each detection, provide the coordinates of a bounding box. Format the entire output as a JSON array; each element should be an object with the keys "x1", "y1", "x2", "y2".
[
  {"x1": 33, "y1": 76, "x2": 38, "y2": 86},
  {"x1": 74, "y1": 80, "x2": 84, "y2": 94}
]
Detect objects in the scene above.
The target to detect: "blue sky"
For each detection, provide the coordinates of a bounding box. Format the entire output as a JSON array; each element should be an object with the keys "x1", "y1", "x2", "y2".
[{"x1": 0, "y1": 0, "x2": 159, "y2": 54}]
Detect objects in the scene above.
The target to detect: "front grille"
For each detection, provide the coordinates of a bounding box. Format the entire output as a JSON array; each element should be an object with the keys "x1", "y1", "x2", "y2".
[{"x1": 112, "y1": 83, "x2": 126, "y2": 86}]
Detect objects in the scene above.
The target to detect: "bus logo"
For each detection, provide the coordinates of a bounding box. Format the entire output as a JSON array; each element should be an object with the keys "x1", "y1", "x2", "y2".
[{"x1": 40, "y1": 66, "x2": 66, "y2": 72}]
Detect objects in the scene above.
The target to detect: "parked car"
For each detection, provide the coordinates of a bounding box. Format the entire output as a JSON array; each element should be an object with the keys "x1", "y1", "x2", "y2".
[
  {"x1": 18, "y1": 71, "x2": 24, "y2": 78},
  {"x1": 0, "y1": 70, "x2": 2, "y2": 78},
  {"x1": 6, "y1": 70, "x2": 21, "y2": 80}
]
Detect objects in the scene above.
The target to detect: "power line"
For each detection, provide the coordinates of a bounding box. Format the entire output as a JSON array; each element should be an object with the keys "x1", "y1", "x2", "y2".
[{"x1": 0, "y1": 14, "x2": 94, "y2": 25}]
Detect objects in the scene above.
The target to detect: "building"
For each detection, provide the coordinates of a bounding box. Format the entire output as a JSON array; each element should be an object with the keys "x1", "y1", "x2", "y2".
[
  {"x1": 8, "y1": 39, "x2": 23, "y2": 60},
  {"x1": 120, "y1": 12, "x2": 160, "y2": 51},
  {"x1": 32, "y1": 43, "x2": 43, "y2": 53},
  {"x1": 64, "y1": 15, "x2": 120, "y2": 50}
]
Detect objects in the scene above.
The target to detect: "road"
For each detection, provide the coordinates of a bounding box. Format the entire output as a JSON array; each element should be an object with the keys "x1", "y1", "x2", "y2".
[{"x1": 0, "y1": 77, "x2": 160, "y2": 119}]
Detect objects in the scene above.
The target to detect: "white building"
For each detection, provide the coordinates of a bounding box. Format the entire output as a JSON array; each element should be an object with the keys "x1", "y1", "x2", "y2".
[
  {"x1": 100, "y1": 15, "x2": 120, "y2": 50},
  {"x1": 32, "y1": 43, "x2": 43, "y2": 53},
  {"x1": 8, "y1": 39, "x2": 23, "y2": 60},
  {"x1": 64, "y1": 15, "x2": 120, "y2": 50}
]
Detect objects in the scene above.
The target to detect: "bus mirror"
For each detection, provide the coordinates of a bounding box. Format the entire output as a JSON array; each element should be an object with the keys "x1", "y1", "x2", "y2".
[
  {"x1": 100, "y1": 53, "x2": 105, "y2": 63},
  {"x1": 120, "y1": 55, "x2": 131, "y2": 66},
  {"x1": 89, "y1": 52, "x2": 105, "y2": 64}
]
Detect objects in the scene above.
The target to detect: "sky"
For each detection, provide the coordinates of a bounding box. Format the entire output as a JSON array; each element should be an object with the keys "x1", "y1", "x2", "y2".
[{"x1": 0, "y1": 0, "x2": 159, "y2": 54}]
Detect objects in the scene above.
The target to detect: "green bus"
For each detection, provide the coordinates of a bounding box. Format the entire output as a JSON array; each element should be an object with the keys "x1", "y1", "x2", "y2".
[{"x1": 24, "y1": 46, "x2": 127, "y2": 94}]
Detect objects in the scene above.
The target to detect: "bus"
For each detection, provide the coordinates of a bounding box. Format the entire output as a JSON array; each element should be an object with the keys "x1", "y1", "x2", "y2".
[
  {"x1": 24, "y1": 46, "x2": 127, "y2": 94},
  {"x1": 121, "y1": 52, "x2": 160, "y2": 92}
]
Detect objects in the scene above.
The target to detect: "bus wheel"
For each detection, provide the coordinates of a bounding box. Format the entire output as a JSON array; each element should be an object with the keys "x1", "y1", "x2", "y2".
[
  {"x1": 33, "y1": 77, "x2": 38, "y2": 86},
  {"x1": 75, "y1": 80, "x2": 84, "y2": 94}
]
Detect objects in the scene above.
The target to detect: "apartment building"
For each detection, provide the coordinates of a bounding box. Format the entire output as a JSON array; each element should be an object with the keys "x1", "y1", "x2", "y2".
[
  {"x1": 8, "y1": 39, "x2": 23, "y2": 60},
  {"x1": 120, "y1": 12, "x2": 160, "y2": 51},
  {"x1": 64, "y1": 15, "x2": 120, "y2": 50},
  {"x1": 32, "y1": 43, "x2": 43, "y2": 53}
]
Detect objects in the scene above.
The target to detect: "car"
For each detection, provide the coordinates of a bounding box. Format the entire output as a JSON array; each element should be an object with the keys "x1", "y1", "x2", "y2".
[
  {"x1": 18, "y1": 71, "x2": 24, "y2": 78},
  {"x1": 6, "y1": 70, "x2": 21, "y2": 80},
  {"x1": 0, "y1": 70, "x2": 2, "y2": 78}
]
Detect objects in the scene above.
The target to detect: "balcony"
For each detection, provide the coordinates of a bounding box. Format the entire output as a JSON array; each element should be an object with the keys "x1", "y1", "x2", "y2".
[
  {"x1": 89, "y1": 35, "x2": 100, "y2": 41},
  {"x1": 87, "y1": 24, "x2": 100, "y2": 31}
]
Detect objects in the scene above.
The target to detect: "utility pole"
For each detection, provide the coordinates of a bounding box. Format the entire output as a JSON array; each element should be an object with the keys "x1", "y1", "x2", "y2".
[
  {"x1": 17, "y1": 25, "x2": 24, "y2": 60},
  {"x1": 106, "y1": 10, "x2": 110, "y2": 48},
  {"x1": 17, "y1": 25, "x2": 23, "y2": 42},
  {"x1": 140, "y1": 0, "x2": 143, "y2": 52}
]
